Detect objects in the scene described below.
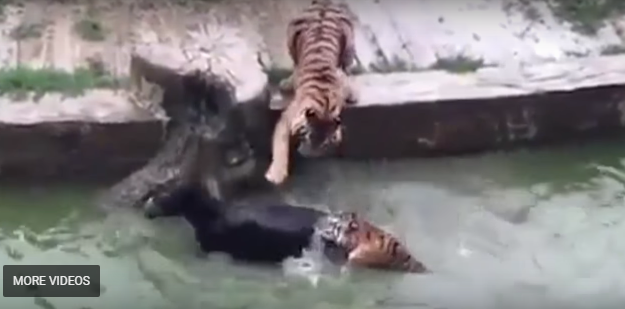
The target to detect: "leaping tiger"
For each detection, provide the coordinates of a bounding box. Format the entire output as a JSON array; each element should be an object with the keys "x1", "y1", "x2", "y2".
[
  {"x1": 316, "y1": 211, "x2": 428, "y2": 273},
  {"x1": 265, "y1": 0, "x2": 359, "y2": 185}
]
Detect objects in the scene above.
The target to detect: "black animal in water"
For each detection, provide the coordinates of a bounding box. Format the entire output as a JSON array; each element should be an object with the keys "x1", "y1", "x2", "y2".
[{"x1": 143, "y1": 183, "x2": 346, "y2": 264}]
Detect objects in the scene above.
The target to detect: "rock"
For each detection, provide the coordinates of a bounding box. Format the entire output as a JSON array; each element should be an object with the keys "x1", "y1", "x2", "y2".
[
  {"x1": 130, "y1": 22, "x2": 274, "y2": 160},
  {"x1": 99, "y1": 23, "x2": 276, "y2": 210}
]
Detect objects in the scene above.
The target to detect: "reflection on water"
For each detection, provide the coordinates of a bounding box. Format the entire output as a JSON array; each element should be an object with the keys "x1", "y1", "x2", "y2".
[{"x1": 3, "y1": 140, "x2": 625, "y2": 308}]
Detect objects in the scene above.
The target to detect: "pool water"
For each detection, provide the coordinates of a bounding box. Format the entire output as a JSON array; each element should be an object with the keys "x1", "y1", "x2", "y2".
[{"x1": 2, "y1": 140, "x2": 625, "y2": 309}]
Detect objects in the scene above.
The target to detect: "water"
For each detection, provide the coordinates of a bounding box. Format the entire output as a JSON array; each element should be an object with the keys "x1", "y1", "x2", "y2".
[{"x1": 3, "y1": 140, "x2": 625, "y2": 309}]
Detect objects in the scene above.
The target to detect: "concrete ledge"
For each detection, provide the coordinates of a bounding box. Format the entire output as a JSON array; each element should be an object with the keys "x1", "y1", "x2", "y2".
[
  {"x1": 353, "y1": 55, "x2": 625, "y2": 105},
  {"x1": 3, "y1": 53, "x2": 625, "y2": 181},
  {"x1": 0, "y1": 90, "x2": 161, "y2": 182},
  {"x1": 0, "y1": 121, "x2": 163, "y2": 182},
  {"x1": 293, "y1": 55, "x2": 625, "y2": 158},
  {"x1": 340, "y1": 84, "x2": 625, "y2": 158},
  {"x1": 0, "y1": 24, "x2": 273, "y2": 183}
]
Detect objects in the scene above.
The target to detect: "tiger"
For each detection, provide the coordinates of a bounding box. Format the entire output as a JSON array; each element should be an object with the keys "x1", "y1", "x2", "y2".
[
  {"x1": 316, "y1": 211, "x2": 428, "y2": 273},
  {"x1": 279, "y1": 0, "x2": 357, "y2": 92},
  {"x1": 264, "y1": 0, "x2": 359, "y2": 185}
]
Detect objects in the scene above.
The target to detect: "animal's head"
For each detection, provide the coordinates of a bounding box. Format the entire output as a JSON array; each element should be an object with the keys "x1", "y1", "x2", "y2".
[
  {"x1": 316, "y1": 211, "x2": 360, "y2": 250},
  {"x1": 181, "y1": 70, "x2": 257, "y2": 183},
  {"x1": 216, "y1": 124, "x2": 257, "y2": 179},
  {"x1": 293, "y1": 103, "x2": 344, "y2": 157}
]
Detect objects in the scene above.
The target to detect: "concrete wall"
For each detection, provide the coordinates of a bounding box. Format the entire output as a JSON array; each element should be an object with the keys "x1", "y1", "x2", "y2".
[{"x1": 2, "y1": 0, "x2": 625, "y2": 182}]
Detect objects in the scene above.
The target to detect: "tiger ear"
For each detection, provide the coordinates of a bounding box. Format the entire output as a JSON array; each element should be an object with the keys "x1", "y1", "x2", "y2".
[{"x1": 347, "y1": 221, "x2": 358, "y2": 230}]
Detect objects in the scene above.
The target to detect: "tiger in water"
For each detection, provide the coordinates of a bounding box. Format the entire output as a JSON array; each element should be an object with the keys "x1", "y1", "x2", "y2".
[
  {"x1": 265, "y1": 0, "x2": 359, "y2": 185},
  {"x1": 316, "y1": 211, "x2": 428, "y2": 273}
]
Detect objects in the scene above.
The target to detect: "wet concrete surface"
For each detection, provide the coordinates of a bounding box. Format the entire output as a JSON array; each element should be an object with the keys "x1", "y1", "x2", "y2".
[{"x1": 281, "y1": 139, "x2": 625, "y2": 308}]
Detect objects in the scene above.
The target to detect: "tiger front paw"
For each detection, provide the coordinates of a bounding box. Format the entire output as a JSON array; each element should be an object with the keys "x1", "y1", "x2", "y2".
[{"x1": 265, "y1": 164, "x2": 288, "y2": 185}]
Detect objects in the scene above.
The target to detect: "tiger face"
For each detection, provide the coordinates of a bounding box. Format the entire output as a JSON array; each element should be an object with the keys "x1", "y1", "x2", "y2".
[
  {"x1": 316, "y1": 211, "x2": 359, "y2": 249},
  {"x1": 316, "y1": 211, "x2": 429, "y2": 273},
  {"x1": 294, "y1": 106, "x2": 343, "y2": 158}
]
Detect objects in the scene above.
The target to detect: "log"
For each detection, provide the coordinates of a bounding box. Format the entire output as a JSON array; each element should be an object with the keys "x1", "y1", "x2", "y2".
[{"x1": 98, "y1": 24, "x2": 274, "y2": 210}]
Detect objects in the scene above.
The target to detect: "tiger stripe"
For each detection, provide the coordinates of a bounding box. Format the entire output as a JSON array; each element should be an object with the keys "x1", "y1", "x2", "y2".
[
  {"x1": 286, "y1": 0, "x2": 355, "y2": 71},
  {"x1": 318, "y1": 212, "x2": 428, "y2": 273},
  {"x1": 265, "y1": 0, "x2": 358, "y2": 185}
]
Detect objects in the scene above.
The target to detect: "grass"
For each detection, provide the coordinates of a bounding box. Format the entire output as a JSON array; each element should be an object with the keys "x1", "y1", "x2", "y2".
[
  {"x1": 430, "y1": 55, "x2": 485, "y2": 73},
  {"x1": 550, "y1": 0, "x2": 625, "y2": 35},
  {"x1": 73, "y1": 17, "x2": 107, "y2": 41},
  {"x1": 0, "y1": 66, "x2": 124, "y2": 100}
]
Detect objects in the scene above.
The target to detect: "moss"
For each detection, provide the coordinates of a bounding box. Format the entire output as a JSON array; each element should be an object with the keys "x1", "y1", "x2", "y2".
[
  {"x1": 0, "y1": 66, "x2": 124, "y2": 100},
  {"x1": 550, "y1": 0, "x2": 625, "y2": 35},
  {"x1": 430, "y1": 55, "x2": 485, "y2": 73},
  {"x1": 74, "y1": 17, "x2": 107, "y2": 41}
]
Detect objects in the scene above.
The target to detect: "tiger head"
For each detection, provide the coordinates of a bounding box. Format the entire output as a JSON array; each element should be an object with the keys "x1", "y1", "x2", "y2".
[
  {"x1": 293, "y1": 104, "x2": 343, "y2": 158},
  {"x1": 316, "y1": 211, "x2": 360, "y2": 250}
]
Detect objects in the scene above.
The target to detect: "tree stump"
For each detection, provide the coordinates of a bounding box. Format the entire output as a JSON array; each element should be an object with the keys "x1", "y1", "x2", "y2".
[{"x1": 99, "y1": 24, "x2": 274, "y2": 211}]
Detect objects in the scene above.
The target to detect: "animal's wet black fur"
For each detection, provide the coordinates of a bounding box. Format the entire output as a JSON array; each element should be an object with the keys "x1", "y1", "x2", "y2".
[{"x1": 144, "y1": 182, "x2": 347, "y2": 264}]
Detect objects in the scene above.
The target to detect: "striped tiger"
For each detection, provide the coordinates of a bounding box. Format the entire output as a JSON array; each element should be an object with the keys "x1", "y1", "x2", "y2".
[
  {"x1": 265, "y1": 0, "x2": 358, "y2": 185},
  {"x1": 316, "y1": 211, "x2": 428, "y2": 273},
  {"x1": 279, "y1": 0, "x2": 357, "y2": 93}
]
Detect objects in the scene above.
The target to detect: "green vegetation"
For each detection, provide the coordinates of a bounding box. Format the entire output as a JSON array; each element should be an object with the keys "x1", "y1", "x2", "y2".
[
  {"x1": 73, "y1": 17, "x2": 107, "y2": 41},
  {"x1": 430, "y1": 55, "x2": 485, "y2": 73},
  {"x1": 0, "y1": 66, "x2": 124, "y2": 100},
  {"x1": 550, "y1": 0, "x2": 625, "y2": 35}
]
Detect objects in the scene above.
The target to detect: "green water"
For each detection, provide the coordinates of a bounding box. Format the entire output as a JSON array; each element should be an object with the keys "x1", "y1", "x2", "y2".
[{"x1": 3, "y1": 140, "x2": 625, "y2": 309}]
